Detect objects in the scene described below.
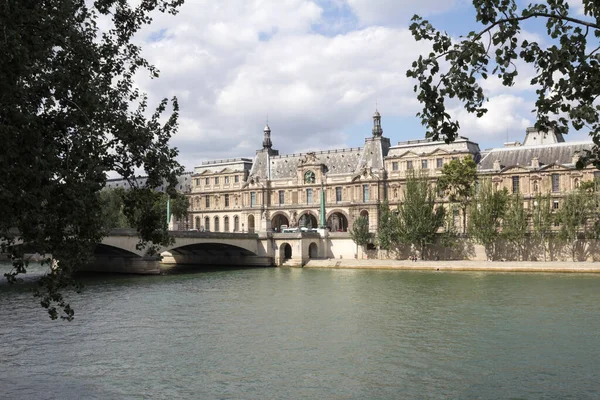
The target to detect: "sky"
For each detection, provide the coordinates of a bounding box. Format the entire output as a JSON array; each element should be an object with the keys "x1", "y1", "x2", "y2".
[{"x1": 129, "y1": 0, "x2": 594, "y2": 171}]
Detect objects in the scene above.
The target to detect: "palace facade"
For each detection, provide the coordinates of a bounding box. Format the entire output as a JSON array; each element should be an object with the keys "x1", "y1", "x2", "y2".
[{"x1": 177, "y1": 111, "x2": 597, "y2": 234}]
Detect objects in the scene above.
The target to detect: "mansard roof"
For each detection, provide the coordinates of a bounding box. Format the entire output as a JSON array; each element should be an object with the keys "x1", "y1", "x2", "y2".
[
  {"x1": 269, "y1": 147, "x2": 363, "y2": 179},
  {"x1": 387, "y1": 136, "x2": 480, "y2": 158},
  {"x1": 478, "y1": 141, "x2": 592, "y2": 171}
]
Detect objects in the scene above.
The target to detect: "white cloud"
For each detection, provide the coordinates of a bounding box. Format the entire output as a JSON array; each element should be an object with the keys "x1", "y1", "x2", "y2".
[
  {"x1": 129, "y1": 0, "x2": 431, "y2": 169},
  {"x1": 450, "y1": 94, "x2": 534, "y2": 143},
  {"x1": 116, "y1": 0, "x2": 568, "y2": 171}
]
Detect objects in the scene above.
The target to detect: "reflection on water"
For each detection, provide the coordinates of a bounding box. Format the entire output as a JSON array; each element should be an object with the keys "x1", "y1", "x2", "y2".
[{"x1": 1, "y1": 263, "x2": 600, "y2": 399}]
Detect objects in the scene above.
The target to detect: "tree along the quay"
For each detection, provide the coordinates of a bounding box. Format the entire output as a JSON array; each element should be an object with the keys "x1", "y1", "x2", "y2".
[
  {"x1": 350, "y1": 216, "x2": 372, "y2": 259},
  {"x1": 376, "y1": 199, "x2": 400, "y2": 254},
  {"x1": 501, "y1": 193, "x2": 528, "y2": 260},
  {"x1": 0, "y1": 0, "x2": 185, "y2": 320},
  {"x1": 468, "y1": 180, "x2": 509, "y2": 260},
  {"x1": 557, "y1": 189, "x2": 592, "y2": 261},
  {"x1": 397, "y1": 173, "x2": 445, "y2": 260},
  {"x1": 532, "y1": 192, "x2": 555, "y2": 262},
  {"x1": 436, "y1": 157, "x2": 478, "y2": 234},
  {"x1": 407, "y1": 1, "x2": 600, "y2": 167}
]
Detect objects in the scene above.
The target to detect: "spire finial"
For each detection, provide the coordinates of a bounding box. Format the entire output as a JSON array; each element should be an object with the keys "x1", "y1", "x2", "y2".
[{"x1": 263, "y1": 116, "x2": 272, "y2": 149}]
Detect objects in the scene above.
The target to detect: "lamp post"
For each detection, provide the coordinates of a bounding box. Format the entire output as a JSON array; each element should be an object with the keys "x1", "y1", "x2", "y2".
[{"x1": 319, "y1": 176, "x2": 326, "y2": 229}]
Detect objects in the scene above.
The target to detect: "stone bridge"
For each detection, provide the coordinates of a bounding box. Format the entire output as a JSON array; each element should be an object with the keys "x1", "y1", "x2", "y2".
[{"x1": 87, "y1": 229, "x2": 342, "y2": 274}]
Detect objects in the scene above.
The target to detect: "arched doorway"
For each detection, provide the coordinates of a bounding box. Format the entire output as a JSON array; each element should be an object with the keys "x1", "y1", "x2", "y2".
[
  {"x1": 299, "y1": 212, "x2": 318, "y2": 229},
  {"x1": 309, "y1": 242, "x2": 318, "y2": 259},
  {"x1": 282, "y1": 243, "x2": 292, "y2": 260},
  {"x1": 248, "y1": 214, "x2": 255, "y2": 233},
  {"x1": 272, "y1": 214, "x2": 290, "y2": 232},
  {"x1": 327, "y1": 212, "x2": 348, "y2": 232}
]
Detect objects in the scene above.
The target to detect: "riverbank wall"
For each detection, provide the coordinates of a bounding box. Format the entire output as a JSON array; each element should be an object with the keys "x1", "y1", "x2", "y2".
[{"x1": 304, "y1": 259, "x2": 600, "y2": 273}]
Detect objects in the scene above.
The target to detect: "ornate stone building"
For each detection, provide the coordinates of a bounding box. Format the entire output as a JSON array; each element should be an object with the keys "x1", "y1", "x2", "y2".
[
  {"x1": 106, "y1": 110, "x2": 597, "y2": 235},
  {"x1": 185, "y1": 111, "x2": 484, "y2": 233}
]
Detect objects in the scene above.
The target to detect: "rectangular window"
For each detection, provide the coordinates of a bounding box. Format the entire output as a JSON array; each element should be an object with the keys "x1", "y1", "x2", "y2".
[
  {"x1": 234, "y1": 175, "x2": 239, "y2": 183},
  {"x1": 224, "y1": 194, "x2": 229, "y2": 208},
  {"x1": 552, "y1": 174, "x2": 560, "y2": 192},
  {"x1": 363, "y1": 185, "x2": 369, "y2": 202},
  {"x1": 336, "y1": 187, "x2": 342, "y2": 202},
  {"x1": 205, "y1": 196, "x2": 210, "y2": 208},
  {"x1": 437, "y1": 158, "x2": 443, "y2": 168},
  {"x1": 392, "y1": 162, "x2": 398, "y2": 171},
  {"x1": 553, "y1": 200, "x2": 559, "y2": 210},
  {"x1": 214, "y1": 177, "x2": 219, "y2": 184},
  {"x1": 195, "y1": 178, "x2": 200, "y2": 186},
  {"x1": 407, "y1": 161, "x2": 413, "y2": 170},
  {"x1": 250, "y1": 192, "x2": 256, "y2": 207},
  {"x1": 278, "y1": 190, "x2": 285, "y2": 205},
  {"x1": 205, "y1": 178, "x2": 209, "y2": 185},
  {"x1": 306, "y1": 188, "x2": 313, "y2": 204},
  {"x1": 452, "y1": 157, "x2": 458, "y2": 161},
  {"x1": 225, "y1": 176, "x2": 229, "y2": 184},
  {"x1": 422, "y1": 160, "x2": 428, "y2": 169},
  {"x1": 512, "y1": 176, "x2": 520, "y2": 194}
]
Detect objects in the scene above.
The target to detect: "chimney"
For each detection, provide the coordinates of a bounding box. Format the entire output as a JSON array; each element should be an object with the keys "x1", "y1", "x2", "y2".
[
  {"x1": 531, "y1": 157, "x2": 540, "y2": 169},
  {"x1": 572, "y1": 152, "x2": 580, "y2": 166},
  {"x1": 493, "y1": 160, "x2": 501, "y2": 171}
]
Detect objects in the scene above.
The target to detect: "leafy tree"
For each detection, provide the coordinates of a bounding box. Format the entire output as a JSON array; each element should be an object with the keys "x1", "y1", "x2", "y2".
[
  {"x1": 407, "y1": 1, "x2": 600, "y2": 166},
  {"x1": 350, "y1": 216, "x2": 372, "y2": 259},
  {"x1": 438, "y1": 204, "x2": 460, "y2": 259},
  {"x1": 501, "y1": 193, "x2": 528, "y2": 260},
  {"x1": 398, "y1": 173, "x2": 445, "y2": 259},
  {"x1": 377, "y1": 199, "x2": 400, "y2": 252},
  {"x1": 437, "y1": 157, "x2": 478, "y2": 233},
  {"x1": 557, "y1": 190, "x2": 591, "y2": 261},
  {"x1": 468, "y1": 180, "x2": 508, "y2": 260},
  {"x1": 1, "y1": 0, "x2": 185, "y2": 319},
  {"x1": 532, "y1": 193, "x2": 555, "y2": 261},
  {"x1": 99, "y1": 188, "x2": 130, "y2": 231}
]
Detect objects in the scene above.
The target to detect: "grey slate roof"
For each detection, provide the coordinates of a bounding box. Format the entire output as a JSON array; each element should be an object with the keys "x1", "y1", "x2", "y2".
[
  {"x1": 478, "y1": 141, "x2": 592, "y2": 170},
  {"x1": 269, "y1": 147, "x2": 363, "y2": 179}
]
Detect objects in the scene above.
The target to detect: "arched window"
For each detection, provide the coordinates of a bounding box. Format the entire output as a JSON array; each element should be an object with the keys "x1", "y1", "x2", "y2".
[
  {"x1": 234, "y1": 216, "x2": 239, "y2": 232},
  {"x1": 214, "y1": 216, "x2": 220, "y2": 232},
  {"x1": 204, "y1": 217, "x2": 210, "y2": 231},
  {"x1": 224, "y1": 216, "x2": 230, "y2": 232},
  {"x1": 195, "y1": 216, "x2": 200, "y2": 230}
]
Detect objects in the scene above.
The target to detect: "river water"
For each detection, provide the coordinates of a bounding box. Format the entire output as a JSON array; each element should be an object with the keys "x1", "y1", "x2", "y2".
[{"x1": 1, "y1": 263, "x2": 600, "y2": 399}]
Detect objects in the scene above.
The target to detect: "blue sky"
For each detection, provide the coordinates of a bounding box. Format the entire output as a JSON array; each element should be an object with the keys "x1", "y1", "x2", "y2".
[{"x1": 132, "y1": 0, "x2": 594, "y2": 170}]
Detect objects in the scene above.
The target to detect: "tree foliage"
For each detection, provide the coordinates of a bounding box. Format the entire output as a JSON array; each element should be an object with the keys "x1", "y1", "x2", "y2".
[
  {"x1": 377, "y1": 199, "x2": 400, "y2": 251},
  {"x1": 0, "y1": 0, "x2": 185, "y2": 319},
  {"x1": 468, "y1": 180, "x2": 508, "y2": 260},
  {"x1": 350, "y1": 216, "x2": 372, "y2": 258},
  {"x1": 397, "y1": 173, "x2": 445, "y2": 259},
  {"x1": 501, "y1": 193, "x2": 528, "y2": 260},
  {"x1": 437, "y1": 156, "x2": 477, "y2": 233},
  {"x1": 532, "y1": 192, "x2": 554, "y2": 261},
  {"x1": 407, "y1": 1, "x2": 600, "y2": 165},
  {"x1": 557, "y1": 189, "x2": 591, "y2": 260}
]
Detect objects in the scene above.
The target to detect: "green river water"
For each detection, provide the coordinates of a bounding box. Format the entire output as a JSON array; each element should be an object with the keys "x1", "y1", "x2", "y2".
[{"x1": 1, "y1": 263, "x2": 599, "y2": 399}]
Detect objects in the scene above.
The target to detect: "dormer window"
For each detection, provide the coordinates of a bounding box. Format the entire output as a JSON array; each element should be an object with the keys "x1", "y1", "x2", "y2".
[{"x1": 304, "y1": 170, "x2": 315, "y2": 184}]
